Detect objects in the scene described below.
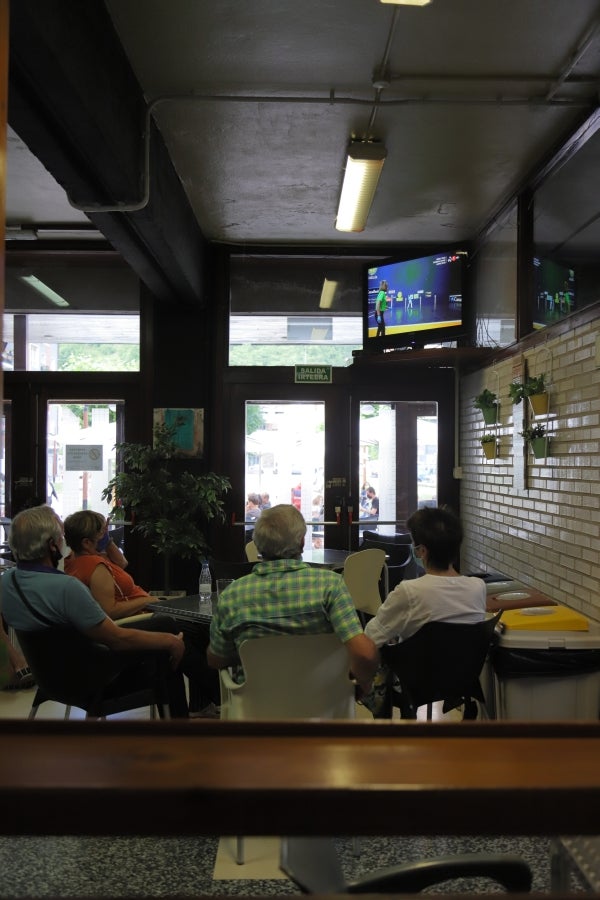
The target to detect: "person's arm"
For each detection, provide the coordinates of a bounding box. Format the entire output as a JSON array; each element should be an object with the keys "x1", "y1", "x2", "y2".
[
  {"x1": 344, "y1": 633, "x2": 379, "y2": 694},
  {"x1": 104, "y1": 539, "x2": 129, "y2": 570},
  {"x1": 83, "y1": 617, "x2": 185, "y2": 670},
  {"x1": 88, "y1": 563, "x2": 159, "y2": 620},
  {"x1": 97, "y1": 526, "x2": 129, "y2": 569}
]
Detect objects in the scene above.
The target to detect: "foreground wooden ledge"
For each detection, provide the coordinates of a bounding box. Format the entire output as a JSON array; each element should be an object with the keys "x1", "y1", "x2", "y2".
[{"x1": 1, "y1": 719, "x2": 599, "y2": 837}]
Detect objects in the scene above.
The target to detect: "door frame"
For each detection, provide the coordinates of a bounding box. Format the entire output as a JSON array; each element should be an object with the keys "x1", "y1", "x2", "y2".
[{"x1": 216, "y1": 363, "x2": 458, "y2": 558}]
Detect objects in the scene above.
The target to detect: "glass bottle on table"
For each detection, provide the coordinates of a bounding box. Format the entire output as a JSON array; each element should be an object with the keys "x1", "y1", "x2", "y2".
[{"x1": 199, "y1": 560, "x2": 212, "y2": 605}]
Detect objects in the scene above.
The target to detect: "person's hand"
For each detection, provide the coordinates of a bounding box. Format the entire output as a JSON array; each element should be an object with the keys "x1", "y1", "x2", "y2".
[
  {"x1": 169, "y1": 633, "x2": 185, "y2": 670},
  {"x1": 96, "y1": 530, "x2": 110, "y2": 553}
]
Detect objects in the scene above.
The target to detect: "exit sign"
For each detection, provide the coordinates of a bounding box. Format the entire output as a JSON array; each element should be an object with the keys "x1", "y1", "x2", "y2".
[{"x1": 294, "y1": 365, "x2": 332, "y2": 384}]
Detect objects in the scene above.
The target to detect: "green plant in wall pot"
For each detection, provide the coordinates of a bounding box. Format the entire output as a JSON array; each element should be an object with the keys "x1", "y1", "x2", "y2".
[
  {"x1": 102, "y1": 422, "x2": 231, "y2": 591},
  {"x1": 473, "y1": 389, "x2": 499, "y2": 425},
  {"x1": 520, "y1": 423, "x2": 549, "y2": 460},
  {"x1": 480, "y1": 433, "x2": 498, "y2": 459},
  {"x1": 509, "y1": 374, "x2": 549, "y2": 415}
]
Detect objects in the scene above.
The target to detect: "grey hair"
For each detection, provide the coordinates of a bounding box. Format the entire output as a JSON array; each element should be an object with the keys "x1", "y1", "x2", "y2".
[
  {"x1": 253, "y1": 504, "x2": 306, "y2": 560},
  {"x1": 9, "y1": 504, "x2": 63, "y2": 562}
]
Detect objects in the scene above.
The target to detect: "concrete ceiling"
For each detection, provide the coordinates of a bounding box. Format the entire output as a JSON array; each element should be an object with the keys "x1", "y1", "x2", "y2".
[{"x1": 5, "y1": 0, "x2": 600, "y2": 301}]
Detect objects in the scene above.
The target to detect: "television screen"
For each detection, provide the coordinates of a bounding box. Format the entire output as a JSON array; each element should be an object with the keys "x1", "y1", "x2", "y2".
[
  {"x1": 363, "y1": 250, "x2": 468, "y2": 350},
  {"x1": 533, "y1": 257, "x2": 575, "y2": 329}
]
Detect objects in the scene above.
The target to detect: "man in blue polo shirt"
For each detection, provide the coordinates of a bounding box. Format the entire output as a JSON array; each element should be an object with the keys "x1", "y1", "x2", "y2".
[{"x1": 1, "y1": 504, "x2": 189, "y2": 716}]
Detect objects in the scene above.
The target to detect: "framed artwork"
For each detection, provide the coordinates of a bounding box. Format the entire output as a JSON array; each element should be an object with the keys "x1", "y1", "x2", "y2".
[{"x1": 153, "y1": 407, "x2": 204, "y2": 458}]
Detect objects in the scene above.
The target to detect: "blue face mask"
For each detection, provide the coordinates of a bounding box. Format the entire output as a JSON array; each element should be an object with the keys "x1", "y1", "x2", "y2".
[{"x1": 410, "y1": 544, "x2": 421, "y2": 563}]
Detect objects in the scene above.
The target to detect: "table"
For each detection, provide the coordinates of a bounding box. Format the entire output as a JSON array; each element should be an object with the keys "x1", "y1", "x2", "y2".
[
  {"x1": 1, "y1": 720, "x2": 600, "y2": 838},
  {"x1": 301, "y1": 547, "x2": 350, "y2": 569}
]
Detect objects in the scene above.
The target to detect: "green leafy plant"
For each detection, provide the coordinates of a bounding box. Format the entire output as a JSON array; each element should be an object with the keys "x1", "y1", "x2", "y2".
[
  {"x1": 509, "y1": 374, "x2": 546, "y2": 405},
  {"x1": 102, "y1": 422, "x2": 231, "y2": 589},
  {"x1": 473, "y1": 389, "x2": 498, "y2": 411},
  {"x1": 520, "y1": 423, "x2": 546, "y2": 441},
  {"x1": 480, "y1": 433, "x2": 497, "y2": 444}
]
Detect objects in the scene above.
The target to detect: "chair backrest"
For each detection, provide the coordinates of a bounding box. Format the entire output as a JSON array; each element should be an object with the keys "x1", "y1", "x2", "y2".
[
  {"x1": 16, "y1": 626, "x2": 170, "y2": 717},
  {"x1": 221, "y1": 633, "x2": 355, "y2": 720},
  {"x1": 244, "y1": 540, "x2": 260, "y2": 562},
  {"x1": 343, "y1": 548, "x2": 386, "y2": 616},
  {"x1": 16, "y1": 627, "x2": 122, "y2": 709},
  {"x1": 360, "y1": 530, "x2": 421, "y2": 591},
  {"x1": 208, "y1": 557, "x2": 256, "y2": 586},
  {"x1": 381, "y1": 611, "x2": 502, "y2": 715}
]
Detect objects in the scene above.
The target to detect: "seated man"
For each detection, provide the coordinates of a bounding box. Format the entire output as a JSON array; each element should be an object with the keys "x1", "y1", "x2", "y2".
[
  {"x1": 1, "y1": 504, "x2": 190, "y2": 717},
  {"x1": 207, "y1": 504, "x2": 378, "y2": 695}
]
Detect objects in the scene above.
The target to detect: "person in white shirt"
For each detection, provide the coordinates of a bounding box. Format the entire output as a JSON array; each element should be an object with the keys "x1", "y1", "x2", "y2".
[
  {"x1": 363, "y1": 505, "x2": 486, "y2": 717},
  {"x1": 365, "y1": 505, "x2": 486, "y2": 649}
]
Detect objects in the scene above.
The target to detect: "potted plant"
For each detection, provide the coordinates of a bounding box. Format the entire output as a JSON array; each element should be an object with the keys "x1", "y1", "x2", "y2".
[
  {"x1": 480, "y1": 433, "x2": 498, "y2": 460},
  {"x1": 473, "y1": 389, "x2": 499, "y2": 426},
  {"x1": 520, "y1": 423, "x2": 549, "y2": 459},
  {"x1": 102, "y1": 422, "x2": 231, "y2": 591},
  {"x1": 509, "y1": 374, "x2": 549, "y2": 416}
]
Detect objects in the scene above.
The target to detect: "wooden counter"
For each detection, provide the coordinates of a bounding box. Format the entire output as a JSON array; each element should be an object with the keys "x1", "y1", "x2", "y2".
[{"x1": 1, "y1": 719, "x2": 600, "y2": 838}]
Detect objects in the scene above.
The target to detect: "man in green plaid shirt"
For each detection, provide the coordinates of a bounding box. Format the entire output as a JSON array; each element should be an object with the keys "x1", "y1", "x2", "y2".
[{"x1": 207, "y1": 504, "x2": 378, "y2": 694}]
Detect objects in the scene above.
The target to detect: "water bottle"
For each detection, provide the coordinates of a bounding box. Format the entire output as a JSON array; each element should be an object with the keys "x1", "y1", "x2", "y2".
[{"x1": 199, "y1": 560, "x2": 212, "y2": 604}]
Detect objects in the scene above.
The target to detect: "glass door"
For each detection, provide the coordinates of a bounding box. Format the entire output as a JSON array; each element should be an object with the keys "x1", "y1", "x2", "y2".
[
  {"x1": 46, "y1": 401, "x2": 124, "y2": 519},
  {"x1": 245, "y1": 401, "x2": 325, "y2": 549},
  {"x1": 226, "y1": 382, "x2": 441, "y2": 556},
  {"x1": 358, "y1": 400, "x2": 438, "y2": 536}
]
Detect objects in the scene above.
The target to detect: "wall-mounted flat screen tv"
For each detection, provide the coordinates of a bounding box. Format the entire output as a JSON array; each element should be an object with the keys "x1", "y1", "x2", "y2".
[
  {"x1": 363, "y1": 250, "x2": 469, "y2": 351},
  {"x1": 532, "y1": 257, "x2": 575, "y2": 329}
]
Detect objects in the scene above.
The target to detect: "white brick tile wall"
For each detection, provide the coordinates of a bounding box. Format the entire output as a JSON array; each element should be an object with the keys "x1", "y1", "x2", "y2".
[{"x1": 460, "y1": 317, "x2": 600, "y2": 623}]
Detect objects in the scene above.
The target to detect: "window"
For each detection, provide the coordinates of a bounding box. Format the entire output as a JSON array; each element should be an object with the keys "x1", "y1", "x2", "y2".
[{"x1": 229, "y1": 255, "x2": 364, "y2": 366}]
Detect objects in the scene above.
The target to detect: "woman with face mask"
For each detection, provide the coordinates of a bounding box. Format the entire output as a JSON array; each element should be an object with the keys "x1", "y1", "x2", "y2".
[
  {"x1": 63, "y1": 509, "x2": 221, "y2": 717},
  {"x1": 63, "y1": 510, "x2": 160, "y2": 620}
]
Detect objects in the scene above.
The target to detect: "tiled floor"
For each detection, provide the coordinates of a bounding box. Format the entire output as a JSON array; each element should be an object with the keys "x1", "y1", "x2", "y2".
[{"x1": 0, "y1": 687, "x2": 587, "y2": 897}]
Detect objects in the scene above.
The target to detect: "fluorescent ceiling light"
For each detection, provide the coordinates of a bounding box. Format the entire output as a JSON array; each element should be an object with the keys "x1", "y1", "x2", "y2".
[
  {"x1": 335, "y1": 142, "x2": 387, "y2": 233},
  {"x1": 319, "y1": 278, "x2": 339, "y2": 309},
  {"x1": 20, "y1": 275, "x2": 70, "y2": 308},
  {"x1": 380, "y1": 0, "x2": 431, "y2": 5}
]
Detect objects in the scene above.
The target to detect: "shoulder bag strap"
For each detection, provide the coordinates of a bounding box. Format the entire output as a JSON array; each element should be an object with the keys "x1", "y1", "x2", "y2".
[{"x1": 9, "y1": 570, "x2": 55, "y2": 627}]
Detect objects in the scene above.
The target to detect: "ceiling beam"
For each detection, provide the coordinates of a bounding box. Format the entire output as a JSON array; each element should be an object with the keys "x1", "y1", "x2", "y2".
[{"x1": 8, "y1": 0, "x2": 207, "y2": 309}]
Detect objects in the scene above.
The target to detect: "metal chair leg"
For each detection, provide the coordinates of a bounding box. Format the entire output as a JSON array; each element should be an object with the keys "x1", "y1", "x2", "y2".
[{"x1": 236, "y1": 836, "x2": 245, "y2": 865}]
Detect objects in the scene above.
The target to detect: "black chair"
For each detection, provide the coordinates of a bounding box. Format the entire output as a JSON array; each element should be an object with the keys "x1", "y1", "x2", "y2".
[
  {"x1": 381, "y1": 612, "x2": 503, "y2": 720},
  {"x1": 208, "y1": 557, "x2": 256, "y2": 588},
  {"x1": 360, "y1": 531, "x2": 420, "y2": 595},
  {"x1": 280, "y1": 835, "x2": 532, "y2": 894},
  {"x1": 16, "y1": 627, "x2": 171, "y2": 720}
]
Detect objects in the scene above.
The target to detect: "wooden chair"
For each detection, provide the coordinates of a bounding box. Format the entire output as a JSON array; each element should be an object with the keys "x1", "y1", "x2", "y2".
[{"x1": 381, "y1": 612, "x2": 502, "y2": 720}]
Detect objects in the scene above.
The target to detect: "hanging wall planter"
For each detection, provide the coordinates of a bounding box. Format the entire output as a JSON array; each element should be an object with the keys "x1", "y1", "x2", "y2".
[
  {"x1": 520, "y1": 425, "x2": 549, "y2": 460},
  {"x1": 509, "y1": 374, "x2": 548, "y2": 417},
  {"x1": 480, "y1": 435, "x2": 498, "y2": 460},
  {"x1": 473, "y1": 389, "x2": 499, "y2": 426},
  {"x1": 530, "y1": 436, "x2": 549, "y2": 459},
  {"x1": 528, "y1": 392, "x2": 550, "y2": 416}
]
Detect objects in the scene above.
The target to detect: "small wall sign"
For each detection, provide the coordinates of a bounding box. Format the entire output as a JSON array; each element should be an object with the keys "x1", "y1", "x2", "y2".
[
  {"x1": 294, "y1": 365, "x2": 332, "y2": 384},
  {"x1": 65, "y1": 445, "x2": 103, "y2": 471}
]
